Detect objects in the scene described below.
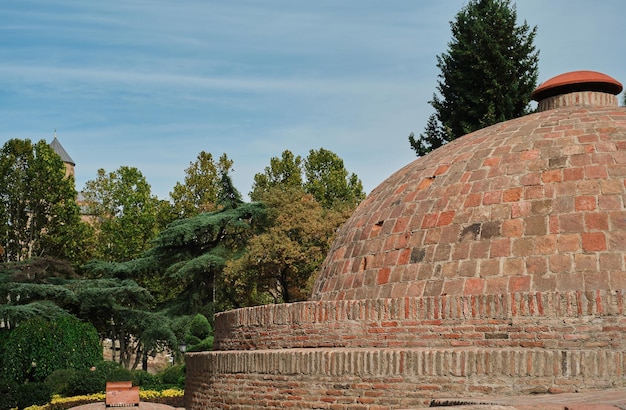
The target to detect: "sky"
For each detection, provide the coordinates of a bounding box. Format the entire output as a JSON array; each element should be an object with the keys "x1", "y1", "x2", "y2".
[{"x1": 1, "y1": 1, "x2": 625, "y2": 200}]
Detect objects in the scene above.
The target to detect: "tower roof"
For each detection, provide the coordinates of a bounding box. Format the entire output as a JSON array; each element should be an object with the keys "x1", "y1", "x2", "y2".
[{"x1": 49, "y1": 135, "x2": 75, "y2": 166}]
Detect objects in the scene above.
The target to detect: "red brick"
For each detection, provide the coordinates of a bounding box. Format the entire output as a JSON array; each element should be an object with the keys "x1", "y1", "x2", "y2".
[
  {"x1": 436, "y1": 211, "x2": 455, "y2": 226},
  {"x1": 509, "y1": 276, "x2": 531, "y2": 293},
  {"x1": 558, "y1": 234, "x2": 580, "y2": 252},
  {"x1": 585, "y1": 164, "x2": 608, "y2": 179},
  {"x1": 502, "y1": 219, "x2": 523, "y2": 237},
  {"x1": 482, "y1": 157, "x2": 500, "y2": 167},
  {"x1": 464, "y1": 278, "x2": 485, "y2": 295},
  {"x1": 542, "y1": 169, "x2": 563, "y2": 183},
  {"x1": 563, "y1": 167, "x2": 584, "y2": 181},
  {"x1": 585, "y1": 213, "x2": 609, "y2": 230},
  {"x1": 511, "y1": 202, "x2": 531, "y2": 218},
  {"x1": 483, "y1": 190, "x2": 502, "y2": 205},
  {"x1": 376, "y1": 267, "x2": 391, "y2": 285},
  {"x1": 490, "y1": 238, "x2": 511, "y2": 257},
  {"x1": 434, "y1": 164, "x2": 451, "y2": 176},
  {"x1": 575, "y1": 196, "x2": 597, "y2": 211},
  {"x1": 503, "y1": 187, "x2": 523, "y2": 202},
  {"x1": 582, "y1": 232, "x2": 607, "y2": 252},
  {"x1": 464, "y1": 193, "x2": 482, "y2": 207}
]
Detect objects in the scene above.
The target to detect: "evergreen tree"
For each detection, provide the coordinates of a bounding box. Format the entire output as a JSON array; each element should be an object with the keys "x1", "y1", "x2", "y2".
[{"x1": 410, "y1": 0, "x2": 539, "y2": 156}]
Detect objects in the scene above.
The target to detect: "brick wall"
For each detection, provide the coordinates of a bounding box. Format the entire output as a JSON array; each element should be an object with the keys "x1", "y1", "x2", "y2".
[
  {"x1": 185, "y1": 291, "x2": 626, "y2": 409},
  {"x1": 214, "y1": 291, "x2": 626, "y2": 351}
]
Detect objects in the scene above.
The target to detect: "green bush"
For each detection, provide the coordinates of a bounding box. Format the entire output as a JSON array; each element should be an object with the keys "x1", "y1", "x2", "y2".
[
  {"x1": 159, "y1": 364, "x2": 185, "y2": 388},
  {"x1": 65, "y1": 368, "x2": 106, "y2": 396},
  {"x1": 2, "y1": 316, "x2": 102, "y2": 383},
  {"x1": 0, "y1": 379, "x2": 17, "y2": 410},
  {"x1": 107, "y1": 367, "x2": 134, "y2": 382},
  {"x1": 16, "y1": 382, "x2": 51, "y2": 409},
  {"x1": 45, "y1": 368, "x2": 78, "y2": 395},
  {"x1": 189, "y1": 314, "x2": 211, "y2": 340},
  {"x1": 132, "y1": 370, "x2": 157, "y2": 387},
  {"x1": 187, "y1": 336, "x2": 214, "y2": 352}
]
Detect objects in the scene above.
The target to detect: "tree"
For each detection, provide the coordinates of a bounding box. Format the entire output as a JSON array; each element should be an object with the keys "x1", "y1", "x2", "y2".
[
  {"x1": 303, "y1": 148, "x2": 365, "y2": 209},
  {"x1": 410, "y1": 0, "x2": 539, "y2": 156},
  {"x1": 170, "y1": 152, "x2": 234, "y2": 219},
  {"x1": 251, "y1": 148, "x2": 365, "y2": 209},
  {"x1": 82, "y1": 166, "x2": 160, "y2": 262},
  {"x1": 0, "y1": 139, "x2": 92, "y2": 263},
  {"x1": 224, "y1": 187, "x2": 345, "y2": 305},
  {"x1": 250, "y1": 150, "x2": 303, "y2": 200}
]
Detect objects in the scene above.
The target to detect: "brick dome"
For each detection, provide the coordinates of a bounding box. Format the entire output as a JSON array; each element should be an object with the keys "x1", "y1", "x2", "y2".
[{"x1": 311, "y1": 71, "x2": 626, "y2": 301}]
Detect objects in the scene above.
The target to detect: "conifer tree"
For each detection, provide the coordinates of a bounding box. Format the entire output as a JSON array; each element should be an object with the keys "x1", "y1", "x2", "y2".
[{"x1": 410, "y1": 0, "x2": 539, "y2": 156}]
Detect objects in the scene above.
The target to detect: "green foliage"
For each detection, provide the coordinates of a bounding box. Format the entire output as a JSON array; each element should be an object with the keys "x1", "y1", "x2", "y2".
[
  {"x1": 107, "y1": 367, "x2": 134, "y2": 382},
  {"x1": 132, "y1": 369, "x2": 158, "y2": 387},
  {"x1": 82, "y1": 166, "x2": 160, "y2": 262},
  {"x1": 16, "y1": 382, "x2": 52, "y2": 409},
  {"x1": 65, "y1": 368, "x2": 107, "y2": 396},
  {"x1": 224, "y1": 187, "x2": 348, "y2": 304},
  {"x1": 0, "y1": 138, "x2": 92, "y2": 263},
  {"x1": 0, "y1": 379, "x2": 18, "y2": 410},
  {"x1": 170, "y1": 152, "x2": 234, "y2": 218},
  {"x1": 303, "y1": 148, "x2": 365, "y2": 209},
  {"x1": 410, "y1": 0, "x2": 539, "y2": 155},
  {"x1": 45, "y1": 368, "x2": 78, "y2": 395},
  {"x1": 2, "y1": 316, "x2": 102, "y2": 383},
  {"x1": 189, "y1": 313, "x2": 211, "y2": 340},
  {"x1": 159, "y1": 364, "x2": 185, "y2": 388},
  {"x1": 251, "y1": 148, "x2": 365, "y2": 209},
  {"x1": 187, "y1": 336, "x2": 214, "y2": 352}
]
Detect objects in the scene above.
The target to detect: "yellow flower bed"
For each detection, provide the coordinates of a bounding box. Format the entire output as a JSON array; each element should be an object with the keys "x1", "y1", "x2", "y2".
[{"x1": 23, "y1": 389, "x2": 184, "y2": 410}]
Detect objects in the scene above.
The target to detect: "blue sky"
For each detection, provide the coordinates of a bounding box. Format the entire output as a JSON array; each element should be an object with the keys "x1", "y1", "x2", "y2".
[{"x1": 1, "y1": 1, "x2": 624, "y2": 200}]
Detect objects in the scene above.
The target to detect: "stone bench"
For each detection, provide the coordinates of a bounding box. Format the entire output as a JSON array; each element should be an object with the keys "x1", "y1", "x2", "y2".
[{"x1": 105, "y1": 381, "x2": 140, "y2": 407}]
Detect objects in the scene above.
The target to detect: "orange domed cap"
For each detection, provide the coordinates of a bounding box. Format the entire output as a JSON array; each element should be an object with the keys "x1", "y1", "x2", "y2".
[{"x1": 531, "y1": 70, "x2": 623, "y2": 101}]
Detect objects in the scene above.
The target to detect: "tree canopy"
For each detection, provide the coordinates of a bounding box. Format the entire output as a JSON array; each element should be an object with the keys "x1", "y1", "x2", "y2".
[
  {"x1": 169, "y1": 152, "x2": 234, "y2": 219},
  {"x1": 82, "y1": 166, "x2": 160, "y2": 262},
  {"x1": 251, "y1": 148, "x2": 365, "y2": 209},
  {"x1": 410, "y1": 0, "x2": 539, "y2": 156},
  {"x1": 0, "y1": 139, "x2": 92, "y2": 263}
]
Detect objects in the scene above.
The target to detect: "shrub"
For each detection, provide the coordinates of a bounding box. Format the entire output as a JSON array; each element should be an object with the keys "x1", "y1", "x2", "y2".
[
  {"x1": 189, "y1": 314, "x2": 211, "y2": 340},
  {"x1": 45, "y1": 368, "x2": 78, "y2": 395},
  {"x1": 107, "y1": 367, "x2": 133, "y2": 382},
  {"x1": 2, "y1": 316, "x2": 102, "y2": 383},
  {"x1": 132, "y1": 370, "x2": 158, "y2": 387},
  {"x1": 65, "y1": 368, "x2": 106, "y2": 396},
  {"x1": 16, "y1": 382, "x2": 51, "y2": 409},
  {"x1": 159, "y1": 364, "x2": 185, "y2": 388},
  {"x1": 187, "y1": 336, "x2": 214, "y2": 352},
  {"x1": 0, "y1": 379, "x2": 17, "y2": 410}
]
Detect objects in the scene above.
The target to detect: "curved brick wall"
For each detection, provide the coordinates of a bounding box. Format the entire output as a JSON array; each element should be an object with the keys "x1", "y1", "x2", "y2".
[
  {"x1": 186, "y1": 292, "x2": 626, "y2": 408},
  {"x1": 311, "y1": 103, "x2": 626, "y2": 301}
]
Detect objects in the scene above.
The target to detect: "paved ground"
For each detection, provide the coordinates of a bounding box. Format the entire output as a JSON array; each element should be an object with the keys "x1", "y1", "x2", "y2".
[{"x1": 426, "y1": 387, "x2": 626, "y2": 409}]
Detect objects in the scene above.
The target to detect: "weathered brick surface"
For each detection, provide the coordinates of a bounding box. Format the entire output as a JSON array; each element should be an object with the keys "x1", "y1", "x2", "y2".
[{"x1": 311, "y1": 104, "x2": 626, "y2": 301}]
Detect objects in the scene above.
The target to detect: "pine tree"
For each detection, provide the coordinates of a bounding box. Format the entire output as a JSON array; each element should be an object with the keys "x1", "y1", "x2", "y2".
[{"x1": 410, "y1": 0, "x2": 539, "y2": 156}]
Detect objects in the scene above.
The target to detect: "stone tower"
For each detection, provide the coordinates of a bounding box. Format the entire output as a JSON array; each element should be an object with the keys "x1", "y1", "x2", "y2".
[{"x1": 49, "y1": 133, "x2": 75, "y2": 179}]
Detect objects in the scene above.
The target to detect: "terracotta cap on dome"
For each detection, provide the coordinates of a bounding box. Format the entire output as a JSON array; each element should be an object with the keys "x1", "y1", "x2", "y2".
[{"x1": 531, "y1": 70, "x2": 623, "y2": 101}]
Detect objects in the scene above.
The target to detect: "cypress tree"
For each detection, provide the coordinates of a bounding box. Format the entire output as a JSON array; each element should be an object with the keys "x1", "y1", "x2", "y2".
[{"x1": 410, "y1": 0, "x2": 539, "y2": 156}]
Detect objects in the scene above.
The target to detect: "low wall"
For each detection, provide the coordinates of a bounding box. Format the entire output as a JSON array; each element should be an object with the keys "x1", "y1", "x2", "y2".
[
  {"x1": 185, "y1": 291, "x2": 626, "y2": 409},
  {"x1": 214, "y1": 290, "x2": 626, "y2": 351}
]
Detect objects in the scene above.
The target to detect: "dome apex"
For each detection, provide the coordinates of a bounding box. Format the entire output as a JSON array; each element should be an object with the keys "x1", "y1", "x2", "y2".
[{"x1": 531, "y1": 70, "x2": 623, "y2": 101}]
